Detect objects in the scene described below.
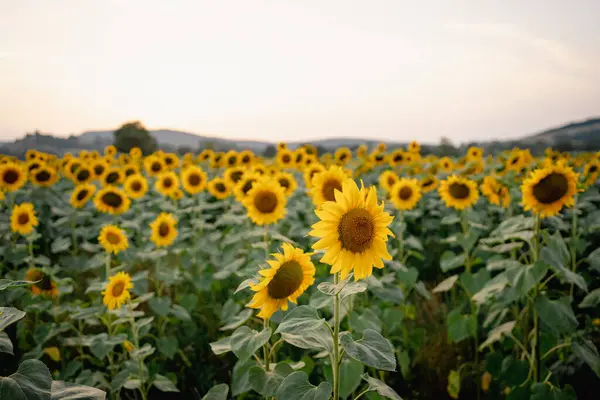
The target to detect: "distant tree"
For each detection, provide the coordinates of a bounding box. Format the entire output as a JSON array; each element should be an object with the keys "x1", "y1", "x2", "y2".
[
  {"x1": 438, "y1": 136, "x2": 458, "y2": 156},
  {"x1": 177, "y1": 146, "x2": 193, "y2": 155},
  {"x1": 263, "y1": 145, "x2": 276, "y2": 158},
  {"x1": 113, "y1": 121, "x2": 157, "y2": 155}
]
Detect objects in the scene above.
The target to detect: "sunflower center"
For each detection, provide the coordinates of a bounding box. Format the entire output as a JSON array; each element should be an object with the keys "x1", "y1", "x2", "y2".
[
  {"x1": 242, "y1": 155, "x2": 250, "y2": 163},
  {"x1": 76, "y1": 189, "x2": 89, "y2": 201},
  {"x1": 338, "y1": 208, "x2": 375, "y2": 253},
  {"x1": 102, "y1": 192, "x2": 123, "y2": 208},
  {"x1": 112, "y1": 282, "x2": 125, "y2": 297},
  {"x1": 339, "y1": 154, "x2": 347, "y2": 161},
  {"x1": 511, "y1": 157, "x2": 519, "y2": 165},
  {"x1": 125, "y1": 168, "x2": 135, "y2": 176},
  {"x1": 242, "y1": 180, "x2": 256, "y2": 195},
  {"x1": 532, "y1": 172, "x2": 569, "y2": 204},
  {"x1": 398, "y1": 186, "x2": 413, "y2": 200},
  {"x1": 375, "y1": 155, "x2": 384, "y2": 162},
  {"x1": 163, "y1": 177, "x2": 173, "y2": 188},
  {"x1": 94, "y1": 165, "x2": 105, "y2": 175},
  {"x1": 165, "y1": 157, "x2": 174, "y2": 166},
  {"x1": 589, "y1": 165, "x2": 598, "y2": 174},
  {"x1": 394, "y1": 154, "x2": 403, "y2": 162},
  {"x1": 254, "y1": 191, "x2": 278, "y2": 213},
  {"x1": 131, "y1": 181, "x2": 142, "y2": 191},
  {"x1": 279, "y1": 178, "x2": 290, "y2": 188},
  {"x1": 296, "y1": 154, "x2": 304, "y2": 163},
  {"x1": 215, "y1": 182, "x2": 226, "y2": 192},
  {"x1": 106, "y1": 172, "x2": 119, "y2": 184},
  {"x1": 37, "y1": 170, "x2": 51, "y2": 182},
  {"x1": 230, "y1": 171, "x2": 243, "y2": 183},
  {"x1": 39, "y1": 275, "x2": 53, "y2": 291},
  {"x1": 228, "y1": 156, "x2": 236, "y2": 166},
  {"x1": 106, "y1": 232, "x2": 121, "y2": 245},
  {"x1": 267, "y1": 260, "x2": 303, "y2": 299},
  {"x1": 4, "y1": 169, "x2": 18, "y2": 184},
  {"x1": 282, "y1": 155, "x2": 291, "y2": 163},
  {"x1": 159, "y1": 222, "x2": 170, "y2": 237},
  {"x1": 76, "y1": 169, "x2": 89, "y2": 181},
  {"x1": 448, "y1": 183, "x2": 470, "y2": 199},
  {"x1": 387, "y1": 177, "x2": 396, "y2": 187},
  {"x1": 18, "y1": 212, "x2": 30, "y2": 225},
  {"x1": 151, "y1": 162, "x2": 161, "y2": 172},
  {"x1": 322, "y1": 179, "x2": 342, "y2": 202}
]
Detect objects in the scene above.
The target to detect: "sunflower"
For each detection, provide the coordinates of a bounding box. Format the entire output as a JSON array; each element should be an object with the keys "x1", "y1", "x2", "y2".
[
  {"x1": 91, "y1": 160, "x2": 108, "y2": 180},
  {"x1": 94, "y1": 187, "x2": 131, "y2": 215},
  {"x1": 277, "y1": 142, "x2": 288, "y2": 152},
  {"x1": 0, "y1": 162, "x2": 27, "y2": 192},
  {"x1": 102, "y1": 167, "x2": 124, "y2": 186},
  {"x1": 505, "y1": 151, "x2": 525, "y2": 172},
  {"x1": 11, "y1": 203, "x2": 38, "y2": 235},
  {"x1": 243, "y1": 178, "x2": 287, "y2": 225},
  {"x1": 102, "y1": 272, "x2": 133, "y2": 310},
  {"x1": 169, "y1": 188, "x2": 184, "y2": 201},
  {"x1": 150, "y1": 212, "x2": 178, "y2": 247},
  {"x1": 389, "y1": 150, "x2": 405, "y2": 166},
  {"x1": 408, "y1": 141, "x2": 420, "y2": 153},
  {"x1": 439, "y1": 157, "x2": 454, "y2": 173},
  {"x1": 181, "y1": 165, "x2": 207, "y2": 194},
  {"x1": 390, "y1": 178, "x2": 421, "y2": 210},
  {"x1": 303, "y1": 144, "x2": 317, "y2": 156},
  {"x1": 69, "y1": 165, "x2": 91, "y2": 185},
  {"x1": 466, "y1": 146, "x2": 483, "y2": 161},
  {"x1": 293, "y1": 148, "x2": 306, "y2": 168},
  {"x1": 155, "y1": 171, "x2": 180, "y2": 196},
  {"x1": 211, "y1": 152, "x2": 225, "y2": 168},
  {"x1": 239, "y1": 150, "x2": 254, "y2": 166},
  {"x1": 144, "y1": 155, "x2": 166, "y2": 176},
  {"x1": 224, "y1": 150, "x2": 238, "y2": 167},
  {"x1": 122, "y1": 164, "x2": 139, "y2": 177},
  {"x1": 310, "y1": 165, "x2": 350, "y2": 206},
  {"x1": 369, "y1": 152, "x2": 387, "y2": 166},
  {"x1": 309, "y1": 179, "x2": 394, "y2": 280},
  {"x1": 583, "y1": 160, "x2": 600, "y2": 186},
  {"x1": 224, "y1": 166, "x2": 245, "y2": 188},
  {"x1": 275, "y1": 172, "x2": 297, "y2": 196},
  {"x1": 252, "y1": 164, "x2": 268, "y2": 176},
  {"x1": 30, "y1": 165, "x2": 59, "y2": 187},
  {"x1": 124, "y1": 174, "x2": 148, "y2": 199},
  {"x1": 208, "y1": 177, "x2": 231, "y2": 199},
  {"x1": 70, "y1": 183, "x2": 96, "y2": 208},
  {"x1": 197, "y1": 149, "x2": 213, "y2": 164},
  {"x1": 98, "y1": 225, "x2": 129, "y2": 254},
  {"x1": 377, "y1": 143, "x2": 387, "y2": 152},
  {"x1": 248, "y1": 243, "x2": 316, "y2": 319},
  {"x1": 521, "y1": 163, "x2": 579, "y2": 218},
  {"x1": 104, "y1": 145, "x2": 117, "y2": 158},
  {"x1": 303, "y1": 155, "x2": 317, "y2": 167},
  {"x1": 334, "y1": 148, "x2": 352, "y2": 165},
  {"x1": 129, "y1": 147, "x2": 142, "y2": 159},
  {"x1": 234, "y1": 172, "x2": 261, "y2": 201},
  {"x1": 25, "y1": 268, "x2": 59, "y2": 297},
  {"x1": 439, "y1": 175, "x2": 479, "y2": 210},
  {"x1": 378, "y1": 170, "x2": 399, "y2": 193},
  {"x1": 26, "y1": 150, "x2": 38, "y2": 161},
  {"x1": 480, "y1": 176, "x2": 509, "y2": 207},
  {"x1": 303, "y1": 164, "x2": 326, "y2": 188},
  {"x1": 357, "y1": 144, "x2": 368, "y2": 159}
]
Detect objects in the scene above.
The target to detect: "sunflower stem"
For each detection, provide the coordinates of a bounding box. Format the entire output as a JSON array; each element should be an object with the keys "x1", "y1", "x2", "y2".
[
  {"x1": 332, "y1": 272, "x2": 341, "y2": 400},
  {"x1": 569, "y1": 196, "x2": 578, "y2": 297},
  {"x1": 263, "y1": 318, "x2": 270, "y2": 372},
  {"x1": 397, "y1": 211, "x2": 405, "y2": 262},
  {"x1": 460, "y1": 210, "x2": 471, "y2": 273},
  {"x1": 531, "y1": 213, "x2": 541, "y2": 383},
  {"x1": 105, "y1": 253, "x2": 111, "y2": 280}
]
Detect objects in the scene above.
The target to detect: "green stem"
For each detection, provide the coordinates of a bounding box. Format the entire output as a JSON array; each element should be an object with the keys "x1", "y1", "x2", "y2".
[
  {"x1": 460, "y1": 210, "x2": 471, "y2": 272},
  {"x1": 398, "y1": 211, "x2": 405, "y2": 262},
  {"x1": 333, "y1": 273, "x2": 341, "y2": 400},
  {"x1": 105, "y1": 253, "x2": 111, "y2": 280},
  {"x1": 569, "y1": 197, "x2": 578, "y2": 297},
  {"x1": 532, "y1": 213, "x2": 541, "y2": 383},
  {"x1": 128, "y1": 301, "x2": 148, "y2": 400},
  {"x1": 263, "y1": 318, "x2": 270, "y2": 372},
  {"x1": 353, "y1": 386, "x2": 371, "y2": 400},
  {"x1": 71, "y1": 211, "x2": 79, "y2": 255}
]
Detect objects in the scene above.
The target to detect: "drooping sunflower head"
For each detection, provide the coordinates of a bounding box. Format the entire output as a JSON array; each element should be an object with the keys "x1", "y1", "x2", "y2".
[
  {"x1": 26, "y1": 268, "x2": 59, "y2": 297},
  {"x1": 309, "y1": 179, "x2": 395, "y2": 281},
  {"x1": 378, "y1": 170, "x2": 399, "y2": 193},
  {"x1": 275, "y1": 172, "x2": 298, "y2": 197},
  {"x1": 438, "y1": 175, "x2": 479, "y2": 210},
  {"x1": 521, "y1": 163, "x2": 579, "y2": 218},
  {"x1": 234, "y1": 172, "x2": 261, "y2": 201},
  {"x1": 70, "y1": 183, "x2": 96, "y2": 208},
  {"x1": 389, "y1": 149, "x2": 405, "y2": 166},
  {"x1": 155, "y1": 171, "x2": 180, "y2": 196},
  {"x1": 243, "y1": 178, "x2": 287, "y2": 226},
  {"x1": 31, "y1": 165, "x2": 59, "y2": 187},
  {"x1": 390, "y1": 178, "x2": 422, "y2": 210},
  {"x1": 124, "y1": 174, "x2": 148, "y2": 200},
  {"x1": 480, "y1": 175, "x2": 509, "y2": 207},
  {"x1": 102, "y1": 272, "x2": 133, "y2": 310},
  {"x1": 181, "y1": 165, "x2": 207, "y2": 194},
  {"x1": 334, "y1": 147, "x2": 352, "y2": 165},
  {"x1": 248, "y1": 243, "x2": 316, "y2": 319},
  {"x1": 303, "y1": 163, "x2": 326, "y2": 188},
  {"x1": 150, "y1": 212, "x2": 178, "y2": 247},
  {"x1": 144, "y1": 155, "x2": 166, "y2": 176},
  {"x1": 224, "y1": 166, "x2": 245, "y2": 188},
  {"x1": 98, "y1": 224, "x2": 129, "y2": 255},
  {"x1": 310, "y1": 165, "x2": 350, "y2": 206},
  {"x1": 408, "y1": 141, "x2": 420, "y2": 153},
  {"x1": 10, "y1": 203, "x2": 38, "y2": 235},
  {"x1": 208, "y1": 177, "x2": 231, "y2": 199},
  {"x1": 0, "y1": 162, "x2": 27, "y2": 192},
  {"x1": 94, "y1": 186, "x2": 131, "y2": 215}
]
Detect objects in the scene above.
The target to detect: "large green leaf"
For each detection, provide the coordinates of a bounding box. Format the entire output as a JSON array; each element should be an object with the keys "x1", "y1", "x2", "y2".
[
  {"x1": 275, "y1": 371, "x2": 332, "y2": 400},
  {"x1": 337, "y1": 357, "x2": 364, "y2": 399},
  {"x1": 0, "y1": 359, "x2": 52, "y2": 400},
  {"x1": 148, "y1": 297, "x2": 172, "y2": 317},
  {"x1": 51, "y1": 381, "x2": 106, "y2": 399},
  {"x1": 579, "y1": 288, "x2": 600, "y2": 308},
  {"x1": 440, "y1": 251, "x2": 465, "y2": 272},
  {"x1": 0, "y1": 279, "x2": 37, "y2": 291},
  {"x1": 479, "y1": 321, "x2": 516, "y2": 350},
  {"x1": 540, "y1": 233, "x2": 587, "y2": 292},
  {"x1": 531, "y1": 383, "x2": 577, "y2": 400},
  {"x1": 317, "y1": 275, "x2": 367, "y2": 300},
  {"x1": 209, "y1": 336, "x2": 232, "y2": 355},
  {"x1": 152, "y1": 374, "x2": 179, "y2": 393},
  {"x1": 509, "y1": 261, "x2": 548, "y2": 298},
  {"x1": 157, "y1": 336, "x2": 178, "y2": 359},
  {"x1": 348, "y1": 309, "x2": 382, "y2": 334},
  {"x1": 534, "y1": 296, "x2": 577, "y2": 336},
  {"x1": 360, "y1": 374, "x2": 403, "y2": 400},
  {"x1": 432, "y1": 275, "x2": 458, "y2": 294},
  {"x1": 572, "y1": 339, "x2": 600, "y2": 377},
  {"x1": 0, "y1": 331, "x2": 13, "y2": 355},
  {"x1": 340, "y1": 329, "x2": 396, "y2": 371},
  {"x1": 201, "y1": 383, "x2": 229, "y2": 400},
  {"x1": 248, "y1": 363, "x2": 294, "y2": 396},
  {"x1": 220, "y1": 309, "x2": 253, "y2": 331},
  {"x1": 275, "y1": 306, "x2": 326, "y2": 335},
  {"x1": 230, "y1": 326, "x2": 271, "y2": 362},
  {"x1": 460, "y1": 269, "x2": 491, "y2": 296},
  {"x1": 447, "y1": 307, "x2": 476, "y2": 343},
  {"x1": 232, "y1": 359, "x2": 258, "y2": 396},
  {"x1": 0, "y1": 307, "x2": 26, "y2": 331}
]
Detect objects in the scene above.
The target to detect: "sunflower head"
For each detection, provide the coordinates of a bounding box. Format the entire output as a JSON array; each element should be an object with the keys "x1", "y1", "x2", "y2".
[
  {"x1": 480, "y1": 175, "x2": 509, "y2": 207},
  {"x1": 303, "y1": 164, "x2": 326, "y2": 188},
  {"x1": 208, "y1": 177, "x2": 231, "y2": 199},
  {"x1": 408, "y1": 141, "x2": 420, "y2": 153},
  {"x1": 310, "y1": 179, "x2": 395, "y2": 281},
  {"x1": 169, "y1": 188, "x2": 184, "y2": 201},
  {"x1": 26, "y1": 268, "x2": 59, "y2": 297},
  {"x1": 144, "y1": 155, "x2": 166, "y2": 176},
  {"x1": 180, "y1": 166, "x2": 207, "y2": 194},
  {"x1": 31, "y1": 165, "x2": 59, "y2": 187},
  {"x1": 243, "y1": 178, "x2": 287, "y2": 226},
  {"x1": 101, "y1": 167, "x2": 124, "y2": 186},
  {"x1": 235, "y1": 172, "x2": 261, "y2": 201},
  {"x1": 155, "y1": 171, "x2": 180, "y2": 196},
  {"x1": 94, "y1": 187, "x2": 131, "y2": 215},
  {"x1": 439, "y1": 156, "x2": 454, "y2": 172},
  {"x1": 224, "y1": 166, "x2": 245, "y2": 188},
  {"x1": 389, "y1": 150, "x2": 405, "y2": 166},
  {"x1": 275, "y1": 172, "x2": 298, "y2": 196},
  {"x1": 98, "y1": 225, "x2": 129, "y2": 254},
  {"x1": 122, "y1": 164, "x2": 139, "y2": 177},
  {"x1": 467, "y1": 146, "x2": 483, "y2": 161},
  {"x1": 521, "y1": 163, "x2": 579, "y2": 218},
  {"x1": 439, "y1": 175, "x2": 479, "y2": 210},
  {"x1": 197, "y1": 149, "x2": 213, "y2": 164},
  {"x1": 310, "y1": 165, "x2": 350, "y2": 206},
  {"x1": 70, "y1": 183, "x2": 96, "y2": 208},
  {"x1": 357, "y1": 144, "x2": 368, "y2": 158},
  {"x1": 150, "y1": 212, "x2": 178, "y2": 247},
  {"x1": 102, "y1": 272, "x2": 133, "y2": 310},
  {"x1": 0, "y1": 162, "x2": 27, "y2": 192},
  {"x1": 104, "y1": 145, "x2": 117, "y2": 157},
  {"x1": 390, "y1": 178, "x2": 421, "y2": 210},
  {"x1": 26, "y1": 150, "x2": 38, "y2": 161},
  {"x1": 583, "y1": 160, "x2": 600, "y2": 186},
  {"x1": 378, "y1": 170, "x2": 399, "y2": 193},
  {"x1": 11, "y1": 203, "x2": 38, "y2": 235},
  {"x1": 248, "y1": 243, "x2": 315, "y2": 319},
  {"x1": 334, "y1": 148, "x2": 352, "y2": 165},
  {"x1": 277, "y1": 142, "x2": 288, "y2": 152}
]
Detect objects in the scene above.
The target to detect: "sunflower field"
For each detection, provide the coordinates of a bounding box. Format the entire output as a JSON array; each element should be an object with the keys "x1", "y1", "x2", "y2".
[{"x1": 1, "y1": 143, "x2": 600, "y2": 400}]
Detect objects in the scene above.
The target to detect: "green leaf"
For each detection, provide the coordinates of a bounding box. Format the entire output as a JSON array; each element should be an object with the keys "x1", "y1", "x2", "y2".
[
  {"x1": 201, "y1": 383, "x2": 229, "y2": 400},
  {"x1": 510, "y1": 261, "x2": 548, "y2": 298},
  {"x1": 479, "y1": 321, "x2": 516, "y2": 350},
  {"x1": 275, "y1": 306, "x2": 326, "y2": 335},
  {"x1": 0, "y1": 279, "x2": 36, "y2": 291},
  {"x1": 232, "y1": 359, "x2": 257, "y2": 396},
  {"x1": 381, "y1": 309, "x2": 404, "y2": 335},
  {"x1": 51, "y1": 381, "x2": 106, "y2": 399},
  {"x1": 572, "y1": 339, "x2": 600, "y2": 377},
  {"x1": 0, "y1": 359, "x2": 52, "y2": 400},
  {"x1": 0, "y1": 331, "x2": 13, "y2": 355},
  {"x1": 338, "y1": 358, "x2": 364, "y2": 399},
  {"x1": 130, "y1": 343, "x2": 155, "y2": 360},
  {"x1": 534, "y1": 295, "x2": 577, "y2": 336},
  {"x1": 531, "y1": 383, "x2": 577, "y2": 400},
  {"x1": 209, "y1": 336, "x2": 232, "y2": 355},
  {"x1": 249, "y1": 363, "x2": 294, "y2": 396},
  {"x1": 221, "y1": 309, "x2": 253, "y2": 331},
  {"x1": 152, "y1": 374, "x2": 179, "y2": 393},
  {"x1": 432, "y1": 275, "x2": 458, "y2": 294},
  {"x1": 220, "y1": 299, "x2": 242, "y2": 322},
  {"x1": 460, "y1": 269, "x2": 491, "y2": 296},
  {"x1": 348, "y1": 310, "x2": 383, "y2": 334},
  {"x1": 0, "y1": 307, "x2": 26, "y2": 331},
  {"x1": 540, "y1": 233, "x2": 587, "y2": 292},
  {"x1": 169, "y1": 304, "x2": 191, "y2": 321},
  {"x1": 148, "y1": 297, "x2": 172, "y2": 317},
  {"x1": 317, "y1": 275, "x2": 367, "y2": 300},
  {"x1": 579, "y1": 288, "x2": 600, "y2": 308},
  {"x1": 51, "y1": 237, "x2": 72, "y2": 254},
  {"x1": 157, "y1": 336, "x2": 178, "y2": 360},
  {"x1": 440, "y1": 251, "x2": 465, "y2": 272},
  {"x1": 230, "y1": 326, "x2": 271, "y2": 362},
  {"x1": 447, "y1": 307, "x2": 476, "y2": 343},
  {"x1": 340, "y1": 329, "x2": 396, "y2": 371},
  {"x1": 472, "y1": 274, "x2": 509, "y2": 304},
  {"x1": 275, "y1": 371, "x2": 332, "y2": 400}
]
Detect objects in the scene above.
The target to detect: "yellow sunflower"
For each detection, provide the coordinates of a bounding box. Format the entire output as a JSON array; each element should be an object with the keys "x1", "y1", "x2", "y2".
[
  {"x1": 420, "y1": 176, "x2": 438, "y2": 193},
  {"x1": 277, "y1": 142, "x2": 288, "y2": 152},
  {"x1": 94, "y1": 186, "x2": 131, "y2": 215},
  {"x1": 439, "y1": 175, "x2": 479, "y2": 210},
  {"x1": 310, "y1": 165, "x2": 350, "y2": 206},
  {"x1": 144, "y1": 155, "x2": 166, "y2": 176},
  {"x1": 309, "y1": 179, "x2": 394, "y2": 280},
  {"x1": 197, "y1": 149, "x2": 213, "y2": 164},
  {"x1": 211, "y1": 152, "x2": 225, "y2": 168},
  {"x1": 390, "y1": 178, "x2": 421, "y2": 210},
  {"x1": 334, "y1": 148, "x2": 352, "y2": 165},
  {"x1": 0, "y1": 162, "x2": 27, "y2": 192},
  {"x1": 129, "y1": 147, "x2": 142, "y2": 159},
  {"x1": 123, "y1": 174, "x2": 148, "y2": 200},
  {"x1": 234, "y1": 172, "x2": 261, "y2": 201},
  {"x1": 91, "y1": 160, "x2": 108, "y2": 180},
  {"x1": 466, "y1": 146, "x2": 483, "y2": 161},
  {"x1": 168, "y1": 188, "x2": 184, "y2": 201},
  {"x1": 25, "y1": 268, "x2": 59, "y2": 297},
  {"x1": 150, "y1": 212, "x2": 178, "y2": 247},
  {"x1": 163, "y1": 153, "x2": 180, "y2": 170},
  {"x1": 239, "y1": 150, "x2": 254, "y2": 166},
  {"x1": 248, "y1": 243, "x2": 316, "y2": 319},
  {"x1": 122, "y1": 164, "x2": 139, "y2": 177},
  {"x1": 293, "y1": 148, "x2": 307, "y2": 168},
  {"x1": 481, "y1": 176, "x2": 509, "y2": 207},
  {"x1": 104, "y1": 145, "x2": 117, "y2": 158},
  {"x1": 224, "y1": 166, "x2": 245, "y2": 189},
  {"x1": 11, "y1": 203, "x2": 38, "y2": 235},
  {"x1": 208, "y1": 177, "x2": 231, "y2": 199},
  {"x1": 583, "y1": 160, "x2": 600, "y2": 186},
  {"x1": 69, "y1": 165, "x2": 91, "y2": 185},
  {"x1": 30, "y1": 165, "x2": 59, "y2": 187},
  {"x1": 98, "y1": 225, "x2": 129, "y2": 254},
  {"x1": 252, "y1": 164, "x2": 268, "y2": 176},
  {"x1": 408, "y1": 141, "x2": 420, "y2": 153},
  {"x1": 155, "y1": 171, "x2": 180, "y2": 196},
  {"x1": 439, "y1": 157, "x2": 454, "y2": 173},
  {"x1": 303, "y1": 163, "x2": 326, "y2": 188},
  {"x1": 181, "y1": 165, "x2": 207, "y2": 194},
  {"x1": 389, "y1": 150, "x2": 405, "y2": 166},
  {"x1": 275, "y1": 172, "x2": 298, "y2": 196},
  {"x1": 521, "y1": 163, "x2": 579, "y2": 218},
  {"x1": 70, "y1": 183, "x2": 96, "y2": 208},
  {"x1": 369, "y1": 152, "x2": 387, "y2": 166},
  {"x1": 378, "y1": 170, "x2": 399, "y2": 193},
  {"x1": 357, "y1": 144, "x2": 368, "y2": 159},
  {"x1": 243, "y1": 178, "x2": 287, "y2": 225},
  {"x1": 102, "y1": 167, "x2": 124, "y2": 186},
  {"x1": 377, "y1": 143, "x2": 387, "y2": 153},
  {"x1": 505, "y1": 151, "x2": 526, "y2": 172},
  {"x1": 224, "y1": 150, "x2": 238, "y2": 168},
  {"x1": 26, "y1": 150, "x2": 38, "y2": 161},
  {"x1": 102, "y1": 272, "x2": 133, "y2": 310}
]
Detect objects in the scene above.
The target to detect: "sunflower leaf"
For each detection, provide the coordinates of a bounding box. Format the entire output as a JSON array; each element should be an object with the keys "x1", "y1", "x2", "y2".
[
  {"x1": 275, "y1": 371, "x2": 332, "y2": 400},
  {"x1": 230, "y1": 326, "x2": 271, "y2": 362},
  {"x1": 360, "y1": 373, "x2": 403, "y2": 400},
  {"x1": 0, "y1": 307, "x2": 26, "y2": 331},
  {"x1": 0, "y1": 359, "x2": 52, "y2": 400},
  {"x1": 201, "y1": 384, "x2": 229, "y2": 400},
  {"x1": 340, "y1": 329, "x2": 396, "y2": 371}
]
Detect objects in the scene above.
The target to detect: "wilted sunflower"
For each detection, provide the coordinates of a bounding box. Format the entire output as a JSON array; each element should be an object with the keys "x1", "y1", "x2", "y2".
[
  {"x1": 224, "y1": 166, "x2": 245, "y2": 189},
  {"x1": 243, "y1": 178, "x2": 287, "y2": 225},
  {"x1": 481, "y1": 176, "x2": 509, "y2": 207},
  {"x1": 275, "y1": 172, "x2": 297, "y2": 196},
  {"x1": 583, "y1": 160, "x2": 600, "y2": 186},
  {"x1": 248, "y1": 243, "x2": 316, "y2": 319},
  {"x1": 70, "y1": 183, "x2": 96, "y2": 208},
  {"x1": 303, "y1": 163, "x2": 326, "y2": 188},
  {"x1": 310, "y1": 179, "x2": 394, "y2": 280},
  {"x1": 30, "y1": 165, "x2": 59, "y2": 187},
  {"x1": 389, "y1": 150, "x2": 405, "y2": 166},
  {"x1": 102, "y1": 167, "x2": 124, "y2": 186},
  {"x1": 102, "y1": 272, "x2": 133, "y2": 310},
  {"x1": 235, "y1": 172, "x2": 261, "y2": 201},
  {"x1": 98, "y1": 225, "x2": 129, "y2": 254},
  {"x1": 11, "y1": 203, "x2": 38, "y2": 235},
  {"x1": 181, "y1": 165, "x2": 207, "y2": 194},
  {"x1": 144, "y1": 155, "x2": 166, "y2": 176},
  {"x1": 379, "y1": 170, "x2": 399, "y2": 193},
  {"x1": 439, "y1": 175, "x2": 479, "y2": 210},
  {"x1": 150, "y1": 212, "x2": 178, "y2": 247},
  {"x1": 123, "y1": 174, "x2": 148, "y2": 200},
  {"x1": 310, "y1": 165, "x2": 349, "y2": 206},
  {"x1": 521, "y1": 163, "x2": 579, "y2": 218},
  {"x1": 390, "y1": 178, "x2": 421, "y2": 210},
  {"x1": 155, "y1": 171, "x2": 180, "y2": 196},
  {"x1": 0, "y1": 162, "x2": 27, "y2": 192},
  {"x1": 25, "y1": 268, "x2": 59, "y2": 297},
  {"x1": 94, "y1": 186, "x2": 131, "y2": 215},
  {"x1": 408, "y1": 141, "x2": 420, "y2": 153},
  {"x1": 208, "y1": 177, "x2": 231, "y2": 199},
  {"x1": 334, "y1": 147, "x2": 352, "y2": 165}
]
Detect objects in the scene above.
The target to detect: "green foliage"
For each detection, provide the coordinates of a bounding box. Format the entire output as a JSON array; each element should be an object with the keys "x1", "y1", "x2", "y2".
[{"x1": 113, "y1": 121, "x2": 157, "y2": 155}]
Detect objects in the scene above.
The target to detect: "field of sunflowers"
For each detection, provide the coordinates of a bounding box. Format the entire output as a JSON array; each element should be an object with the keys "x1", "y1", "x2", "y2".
[{"x1": 1, "y1": 142, "x2": 600, "y2": 400}]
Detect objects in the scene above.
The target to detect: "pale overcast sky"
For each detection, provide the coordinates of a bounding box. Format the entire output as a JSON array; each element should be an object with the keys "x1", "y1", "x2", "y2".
[{"x1": 1, "y1": 0, "x2": 599, "y2": 143}]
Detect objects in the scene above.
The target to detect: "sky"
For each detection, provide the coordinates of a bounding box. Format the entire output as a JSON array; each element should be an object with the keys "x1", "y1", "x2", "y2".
[{"x1": 1, "y1": 0, "x2": 599, "y2": 144}]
